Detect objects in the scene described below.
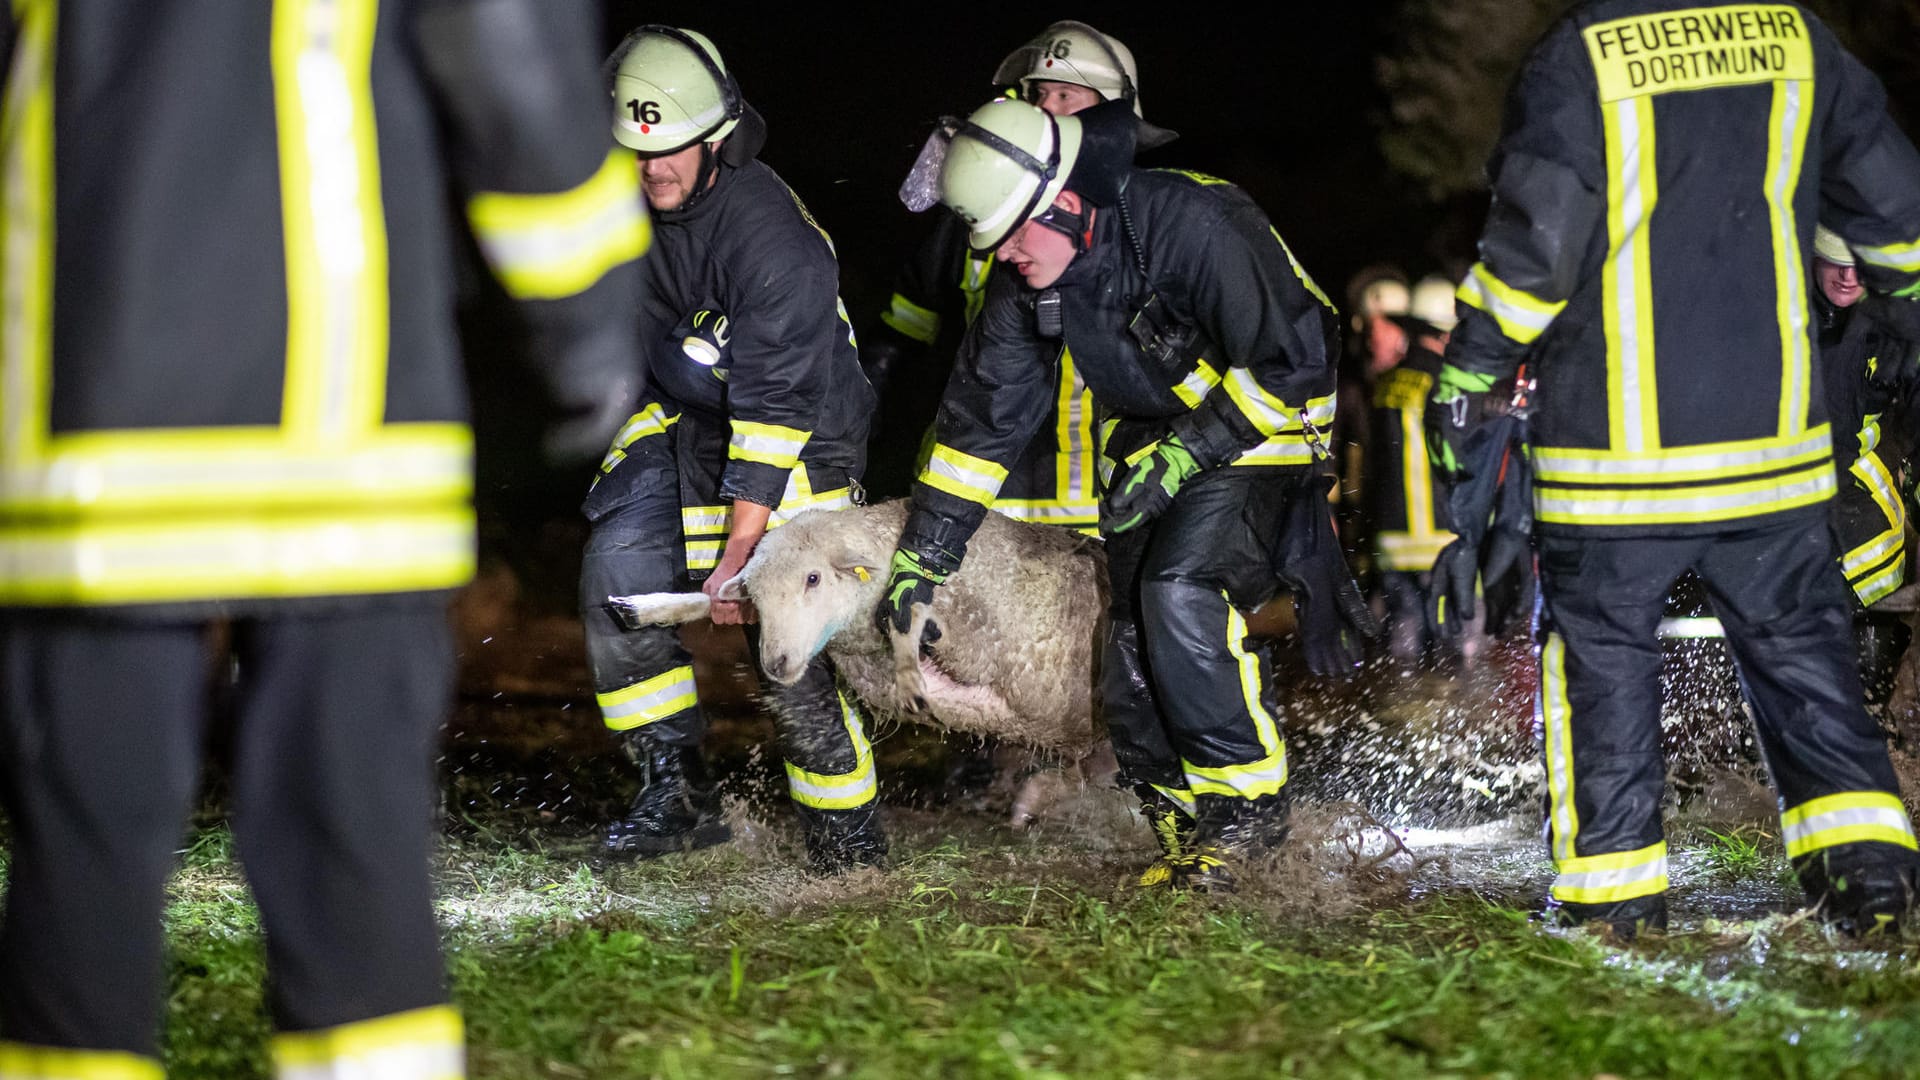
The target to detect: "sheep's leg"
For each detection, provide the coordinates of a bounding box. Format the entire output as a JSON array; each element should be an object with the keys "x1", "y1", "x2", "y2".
[
  {"x1": 604, "y1": 592, "x2": 711, "y2": 628},
  {"x1": 889, "y1": 603, "x2": 933, "y2": 713}
]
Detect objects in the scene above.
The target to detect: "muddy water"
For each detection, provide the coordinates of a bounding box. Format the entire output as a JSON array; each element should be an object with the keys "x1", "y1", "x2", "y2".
[{"x1": 447, "y1": 595, "x2": 1879, "y2": 929}]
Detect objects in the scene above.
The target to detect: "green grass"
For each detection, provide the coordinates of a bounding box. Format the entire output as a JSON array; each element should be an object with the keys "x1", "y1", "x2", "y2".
[{"x1": 144, "y1": 805, "x2": 1920, "y2": 1080}]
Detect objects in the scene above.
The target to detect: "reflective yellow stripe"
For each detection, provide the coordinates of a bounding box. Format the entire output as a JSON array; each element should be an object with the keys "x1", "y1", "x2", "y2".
[
  {"x1": 960, "y1": 255, "x2": 993, "y2": 325},
  {"x1": 1221, "y1": 367, "x2": 1294, "y2": 437},
  {"x1": 1764, "y1": 77, "x2": 1813, "y2": 436},
  {"x1": 598, "y1": 666, "x2": 698, "y2": 732},
  {"x1": 1227, "y1": 438, "x2": 1317, "y2": 467},
  {"x1": 1532, "y1": 426, "x2": 1830, "y2": 483},
  {"x1": 1054, "y1": 349, "x2": 1094, "y2": 503},
  {"x1": 881, "y1": 292, "x2": 939, "y2": 345},
  {"x1": 1855, "y1": 236, "x2": 1920, "y2": 274},
  {"x1": 770, "y1": 465, "x2": 854, "y2": 527},
  {"x1": 785, "y1": 690, "x2": 877, "y2": 810},
  {"x1": 1374, "y1": 531, "x2": 1456, "y2": 571},
  {"x1": 1841, "y1": 450, "x2": 1904, "y2": 604},
  {"x1": 467, "y1": 149, "x2": 649, "y2": 301},
  {"x1": 1269, "y1": 225, "x2": 1334, "y2": 312},
  {"x1": 1540, "y1": 633, "x2": 1578, "y2": 862},
  {"x1": 273, "y1": 0, "x2": 389, "y2": 442},
  {"x1": 0, "y1": 1042, "x2": 163, "y2": 1080},
  {"x1": 271, "y1": 1004, "x2": 464, "y2": 1080},
  {"x1": 1781, "y1": 791, "x2": 1918, "y2": 859},
  {"x1": 1535, "y1": 462, "x2": 1833, "y2": 526},
  {"x1": 1150, "y1": 783, "x2": 1197, "y2": 816},
  {"x1": 0, "y1": 425, "x2": 471, "y2": 514},
  {"x1": 0, "y1": 0, "x2": 54, "y2": 467},
  {"x1": 1602, "y1": 95, "x2": 1660, "y2": 453},
  {"x1": 1400, "y1": 398, "x2": 1436, "y2": 538},
  {"x1": 684, "y1": 539, "x2": 724, "y2": 574},
  {"x1": 728, "y1": 420, "x2": 810, "y2": 469},
  {"x1": 595, "y1": 403, "x2": 679, "y2": 479},
  {"x1": 0, "y1": 506, "x2": 474, "y2": 605},
  {"x1": 1851, "y1": 553, "x2": 1905, "y2": 607},
  {"x1": 1455, "y1": 262, "x2": 1565, "y2": 345},
  {"x1": 1551, "y1": 841, "x2": 1669, "y2": 904},
  {"x1": 1170, "y1": 358, "x2": 1222, "y2": 408},
  {"x1": 920, "y1": 444, "x2": 1008, "y2": 507},
  {"x1": 681, "y1": 504, "x2": 731, "y2": 537},
  {"x1": 1185, "y1": 602, "x2": 1287, "y2": 799}
]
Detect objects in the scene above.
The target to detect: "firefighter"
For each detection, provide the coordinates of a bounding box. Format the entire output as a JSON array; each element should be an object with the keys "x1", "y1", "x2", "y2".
[
  {"x1": 585, "y1": 27, "x2": 883, "y2": 873},
  {"x1": 1814, "y1": 225, "x2": 1917, "y2": 609},
  {"x1": 862, "y1": 19, "x2": 1174, "y2": 522},
  {"x1": 0, "y1": 2, "x2": 645, "y2": 1074},
  {"x1": 886, "y1": 98, "x2": 1352, "y2": 891},
  {"x1": 1428, "y1": 0, "x2": 1920, "y2": 936}
]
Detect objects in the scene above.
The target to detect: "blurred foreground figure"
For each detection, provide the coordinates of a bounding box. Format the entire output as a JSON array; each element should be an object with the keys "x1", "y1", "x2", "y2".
[
  {"x1": 0, "y1": 2, "x2": 645, "y2": 1075},
  {"x1": 1429, "y1": 0, "x2": 1920, "y2": 937}
]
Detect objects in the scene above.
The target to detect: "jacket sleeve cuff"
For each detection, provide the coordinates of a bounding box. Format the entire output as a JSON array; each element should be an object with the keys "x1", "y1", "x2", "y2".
[
  {"x1": 718, "y1": 461, "x2": 789, "y2": 509},
  {"x1": 897, "y1": 504, "x2": 977, "y2": 576},
  {"x1": 1169, "y1": 403, "x2": 1256, "y2": 471}
]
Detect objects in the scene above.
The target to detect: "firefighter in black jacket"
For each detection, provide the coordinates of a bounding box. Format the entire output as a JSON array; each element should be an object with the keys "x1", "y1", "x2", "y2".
[
  {"x1": 863, "y1": 20, "x2": 1174, "y2": 525},
  {"x1": 585, "y1": 27, "x2": 883, "y2": 873},
  {"x1": 0, "y1": 1, "x2": 645, "y2": 1073},
  {"x1": 1813, "y1": 225, "x2": 1917, "y2": 608},
  {"x1": 1428, "y1": 0, "x2": 1920, "y2": 936},
  {"x1": 886, "y1": 98, "x2": 1348, "y2": 890}
]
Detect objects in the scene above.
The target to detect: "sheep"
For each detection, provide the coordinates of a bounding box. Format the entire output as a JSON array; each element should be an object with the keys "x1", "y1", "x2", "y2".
[{"x1": 608, "y1": 499, "x2": 1110, "y2": 802}]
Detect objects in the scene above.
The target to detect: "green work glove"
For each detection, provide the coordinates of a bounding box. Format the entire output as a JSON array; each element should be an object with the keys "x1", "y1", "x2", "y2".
[
  {"x1": 1101, "y1": 434, "x2": 1201, "y2": 534},
  {"x1": 878, "y1": 548, "x2": 948, "y2": 640},
  {"x1": 1424, "y1": 364, "x2": 1499, "y2": 481}
]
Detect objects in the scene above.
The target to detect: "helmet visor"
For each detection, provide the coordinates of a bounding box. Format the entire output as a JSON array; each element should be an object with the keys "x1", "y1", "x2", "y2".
[{"x1": 899, "y1": 117, "x2": 961, "y2": 213}]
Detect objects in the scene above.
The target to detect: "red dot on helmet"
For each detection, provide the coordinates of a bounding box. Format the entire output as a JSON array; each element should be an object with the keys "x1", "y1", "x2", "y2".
[
  {"x1": 1045, "y1": 59, "x2": 1055, "y2": 67},
  {"x1": 640, "y1": 124, "x2": 651, "y2": 133}
]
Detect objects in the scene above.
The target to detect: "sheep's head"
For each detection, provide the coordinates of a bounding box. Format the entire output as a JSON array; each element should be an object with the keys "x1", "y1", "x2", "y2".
[{"x1": 716, "y1": 529, "x2": 885, "y2": 685}]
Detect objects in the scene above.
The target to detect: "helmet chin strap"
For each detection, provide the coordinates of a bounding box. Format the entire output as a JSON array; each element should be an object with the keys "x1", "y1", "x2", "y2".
[
  {"x1": 1034, "y1": 201, "x2": 1095, "y2": 252},
  {"x1": 681, "y1": 141, "x2": 720, "y2": 210}
]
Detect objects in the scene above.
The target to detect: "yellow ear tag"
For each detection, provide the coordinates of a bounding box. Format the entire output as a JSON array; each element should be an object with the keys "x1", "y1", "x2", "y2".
[{"x1": 854, "y1": 566, "x2": 871, "y2": 582}]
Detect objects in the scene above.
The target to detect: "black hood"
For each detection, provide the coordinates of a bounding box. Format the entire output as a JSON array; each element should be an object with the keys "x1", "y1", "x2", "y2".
[{"x1": 719, "y1": 102, "x2": 766, "y2": 167}]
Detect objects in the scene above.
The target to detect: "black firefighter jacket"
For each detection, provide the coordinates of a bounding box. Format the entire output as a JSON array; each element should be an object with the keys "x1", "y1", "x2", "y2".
[
  {"x1": 909, "y1": 167, "x2": 1340, "y2": 544},
  {"x1": 0, "y1": 0, "x2": 646, "y2": 609},
  {"x1": 1443, "y1": 0, "x2": 1920, "y2": 537},
  {"x1": 588, "y1": 155, "x2": 873, "y2": 553}
]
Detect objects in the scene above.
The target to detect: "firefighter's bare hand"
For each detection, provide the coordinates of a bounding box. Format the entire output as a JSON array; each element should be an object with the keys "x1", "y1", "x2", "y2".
[{"x1": 704, "y1": 550, "x2": 757, "y2": 626}]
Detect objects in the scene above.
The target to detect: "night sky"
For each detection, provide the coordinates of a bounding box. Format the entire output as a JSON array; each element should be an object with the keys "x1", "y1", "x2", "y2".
[{"x1": 598, "y1": 3, "x2": 1443, "y2": 317}]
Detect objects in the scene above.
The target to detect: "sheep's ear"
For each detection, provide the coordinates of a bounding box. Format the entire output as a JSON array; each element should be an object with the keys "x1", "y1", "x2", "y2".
[
  {"x1": 714, "y1": 572, "x2": 750, "y2": 602},
  {"x1": 833, "y1": 549, "x2": 879, "y2": 583}
]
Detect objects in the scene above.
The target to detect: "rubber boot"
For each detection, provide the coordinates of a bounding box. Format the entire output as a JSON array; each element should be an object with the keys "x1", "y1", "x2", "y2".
[
  {"x1": 798, "y1": 803, "x2": 889, "y2": 875},
  {"x1": 1182, "y1": 791, "x2": 1293, "y2": 893},
  {"x1": 603, "y1": 735, "x2": 730, "y2": 858},
  {"x1": 1798, "y1": 849, "x2": 1920, "y2": 938},
  {"x1": 1545, "y1": 893, "x2": 1669, "y2": 940},
  {"x1": 1134, "y1": 785, "x2": 1197, "y2": 888}
]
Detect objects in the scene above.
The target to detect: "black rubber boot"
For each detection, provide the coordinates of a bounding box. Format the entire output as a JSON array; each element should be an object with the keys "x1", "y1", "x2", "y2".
[
  {"x1": 1545, "y1": 893, "x2": 1669, "y2": 940},
  {"x1": 798, "y1": 803, "x2": 889, "y2": 876},
  {"x1": 1181, "y1": 792, "x2": 1293, "y2": 893},
  {"x1": 1798, "y1": 850, "x2": 1920, "y2": 938},
  {"x1": 1133, "y1": 785, "x2": 1197, "y2": 889},
  {"x1": 603, "y1": 736, "x2": 730, "y2": 858}
]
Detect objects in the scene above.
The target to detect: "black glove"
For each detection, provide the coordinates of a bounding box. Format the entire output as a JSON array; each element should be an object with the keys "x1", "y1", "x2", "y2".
[
  {"x1": 1426, "y1": 537, "x2": 1479, "y2": 642},
  {"x1": 1424, "y1": 364, "x2": 1501, "y2": 483},
  {"x1": 1479, "y1": 526, "x2": 1535, "y2": 638},
  {"x1": 1275, "y1": 476, "x2": 1382, "y2": 678}
]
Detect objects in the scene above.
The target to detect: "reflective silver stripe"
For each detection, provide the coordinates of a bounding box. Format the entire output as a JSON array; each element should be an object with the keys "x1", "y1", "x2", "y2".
[
  {"x1": 769, "y1": 490, "x2": 853, "y2": 528},
  {"x1": 1657, "y1": 617, "x2": 1724, "y2": 639},
  {"x1": 1062, "y1": 361, "x2": 1091, "y2": 499},
  {"x1": 277, "y1": 1044, "x2": 464, "y2": 1080},
  {"x1": 1532, "y1": 427, "x2": 1830, "y2": 479},
  {"x1": 1610, "y1": 98, "x2": 1653, "y2": 453},
  {"x1": 1843, "y1": 527, "x2": 1902, "y2": 577},
  {"x1": 681, "y1": 506, "x2": 731, "y2": 535},
  {"x1": 472, "y1": 195, "x2": 643, "y2": 292},
  {"x1": 991, "y1": 502, "x2": 1100, "y2": 523},
  {"x1": 0, "y1": 0, "x2": 52, "y2": 468},
  {"x1": 1855, "y1": 238, "x2": 1920, "y2": 273},
  {"x1": 1230, "y1": 439, "x2": 1316, "y2": 466},
  {"x1": 1539, "y1": 634, "x2": 1578, "y2": 862},
  {"x1": 1769, "y1": 79, "x2": 1811, "y2": 436},
  {"x1": 1535, "y1": 467, "x2": 1833, "y2": 522},
  {"x1": 784, "y1": 765, "x2": 877, "y2": 808},
  {"x1": 1222, "y1": 367, "x2": 1291, "y2": 434},
  {"x1": 1555, "y1": 855, "x2": 1667, "y2": 894},
  {"x1": 729, "y1": 427, "x2": 808, "y2": 463},
  {"x1": 597, "y1": 667, "x2": 698, "y2": 728},
  {"x1": 1457, "y1": 263, "x2": 1561, "y2": 343},
  {"x1": 923, "y1": 447, "x2": 1008, "y2": 504},
  {"x1": 1852, "y1": 450, "x2": 1901, "y2": 522},
  {"x1": 1183, "y1": 754, "x2": 1287, "y2": 798},
  {"x1": 1782, "y1": 803, "x2": 1916, "y2": 855}
]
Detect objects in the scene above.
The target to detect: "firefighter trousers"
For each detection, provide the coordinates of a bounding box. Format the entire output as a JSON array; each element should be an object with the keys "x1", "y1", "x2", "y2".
[
  {"x1": 0, "y1": 600, "x2": 459, "y2": 1073},
  {"x1": 1536, "y1": 512, "x2": 1920, "y2": 911},
  {"x1": 1102, "y1": 466, "x2": 1298, "y2": 817},
  {"x1": 579, "y1": 456, "x2": 876, "y2": 815}
]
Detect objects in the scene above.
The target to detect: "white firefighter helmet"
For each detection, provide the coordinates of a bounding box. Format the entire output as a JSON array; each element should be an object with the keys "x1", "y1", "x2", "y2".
[
  {"x1": 930, "y1": 99, "x2": 1084, "y2": 252},
  {"x1": 993, "y1": 21, "x2": 1143, "y2": 119},
  {"x1": 1813, "y1": 224, "x2": 1856, "y2": 267},
  {"x1": 608, "y1": 27, "x2": 743, "y2": 155},
  {"x1": 1410, "y1": 274, "x2": 1459, "y2": 331}
]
